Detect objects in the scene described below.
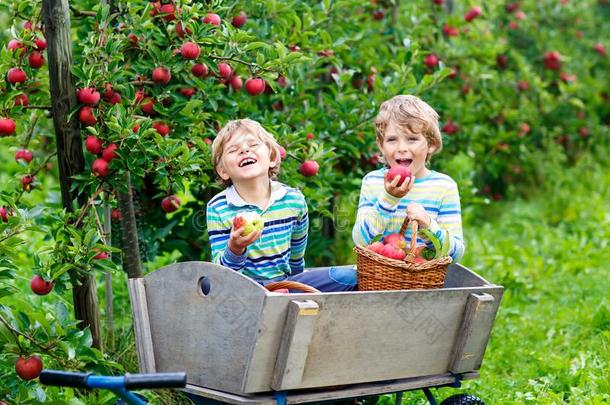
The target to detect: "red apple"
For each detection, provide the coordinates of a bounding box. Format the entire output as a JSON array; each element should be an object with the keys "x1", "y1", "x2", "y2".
[
  {"x1": 496, "y1": 54, "x2": 509, "y2": 69},
  {"x1": 424, "y1": 54, "x2": 439, "y2": 69},
  {"x1": 279, "y1": 146, "x2": 287, "y2": 160},
  {"x1": 79, "y1": 107, "x2": 97, "y2": 126},
  {"x1": 518, "y1": 123, "x2": 530, "y2": 137},
  {"x1": 152, "y1": 67, "x2": 171, "y2": 84},
  {"x1": 179, "y1": 87, "x2": 196, "y2": 98},
  {"x1": 385, "y1": 165, "x2": 412, "y2": 186},
  {"x1": 0, "y1": 118, "x2": 16, "y2": 136},
  {"x1": 161, "y1": 195, "x2": 181, "y2": 213},
  {"x1": 299, "y1": 160, "x2": 319, "y2": 177},
  {"x1": 102, "y1": 84, "x2": 122, "y2": 105},
  {"x1": 192, "y1": 63, "x2": 209, "y2": 78},
  {"x1": 93, "y1": 250, "x2": 109, "y2": 260},
  {"x1": 543, "y1": 51, "x2": 561, "y2": 70},
  {"x1": 77, "y1": 87, "x2": 101, "y2": 106},
  {"x1": 180, "y1": 42, "x2": 200, "y2": 59},
  {"x1": 21, "y1": 174, "x2": 34, "y2": 191},
  {"x1": 30, "y1": 276, "x2": 53, "y2": 295},
  {"x1": 28, "y1": 51, "x2": 44, "y2": 68},
  {"x1": 15, "y1": 356, "x2": 43, "y2": 380},
  {"x1": 380, "y1": 244, "x2": 407, "y2": 260},
  {"x1": 34, "y1": 38, "x2": 47, "y2": 51},
  {"x1": 442, "y1": 120, "x2": 459, "y2": 135},
  {"x1": 7, "y1": 68, "x2": 27, "y2": 84},
  {"x1": 277, "y1": 76, "x2": 288, "y2": 87},
  {"x1": 505, "y1": 3, "x2": 519, "y2": 12},
  {"x1": 152, "y1": 121, "x2": 171, "y2": 136},
  {"x1": 245, "y1": 78, "x2": 265, "y2": 95},
  {"x1": 85, "y1": 135, "x2": 103, "y2": 154},
  {"x1": 372, "y1": 9, "x2": 385, "y2": 20},
  {"x1": 217, "y1": 63, "x2": 232, "y2": 79},
  {"x1": 367, "y1": 241, "x2": 385, "y2": 254},
  {"x1": 464, "y1": 6, "x2": 482, "y2": 22},
  {"x1": 384, "y1": 233, "x2": 407, "y2": 249},
  {"x1": 141, "y1": 98, "x2": 157, "y2": 115},
  {"x1": 443, "y1": 25, "x2": 460, "y2": 37},
  {"x1": 15, "y1": 93, "x2": 29, "y2": 106},
  {"x1": 16, "y1": 149, "x2": 33, "y2": 163},
  {"x1": 92, "y1": 158, "x2": 109, "y2": 177},
  {"x1": 7, "y1": 39, "x2": 25, "y2": 55},
  {"x1": 230, "y1": 75, "x2": 243, "y2": 91},
  {"x1": 593, "y1": 43, "x2": 607, "y2": 57},
  {"x1": 0, "y1": 206, "x2": 14, "y2": 223},
  {"x1": 232, "y1": 12, "x2": 247, "y2": 28},
  {"x1": 233, "y1": 215, "x2": 247, "y2": 229},
  {"x1": 102, "y1": 143, "x2": 118, "y2": 162},
  {"x1": 432, "y1": 0, "x2": 444, "y2": 4},
  {"x1": 159, "y1": 3, "x2": 176, "y2": 21},
  {"x1": 518, "y1": 80, "x2": 529, "y2": 91},
  {"x1": 111, "y1": 208, "x2": 122, "y2": 221},
  {"x1": 306, "y1": 132, "x2": 315, "y2": 140},
  {"x1": 203, "y1": 13, "x2": 221, "y2": 26}
]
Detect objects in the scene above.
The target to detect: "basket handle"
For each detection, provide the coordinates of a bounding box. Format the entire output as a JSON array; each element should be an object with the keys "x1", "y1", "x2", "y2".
[
  {"x1": 265, "y1": 280, "x2": 321, "y2": 293},
  {"x1": 399, "y1": 215, "x2": 419, "y2": 260}
]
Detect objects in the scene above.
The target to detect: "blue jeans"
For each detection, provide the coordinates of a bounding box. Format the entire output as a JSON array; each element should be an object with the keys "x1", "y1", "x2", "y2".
[{"x1": 255, "y1": 266, "x2": 357, "y2": 292}]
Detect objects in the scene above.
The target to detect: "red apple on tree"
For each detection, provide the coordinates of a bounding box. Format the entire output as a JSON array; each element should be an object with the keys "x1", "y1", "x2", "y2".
[
  {"x1": 152, "y1": 67, "x2": 171, "y2": 84},
  {"x1": 92, "y1": 158, "x2": 110, "y2": 177},
  {"x1": 159, "y1": 3, "x2": 176, "y2": 21},
  {"x1": 30, "y1": 275, "x2": 53, "y2": 295},
  {"x1": 543, "y1": 51, "x2": 561, "y2": 70},
  {"x1": 102, "y1": 143, "x2": 118, "y2": 162},
  {"x1": 245, "y1": 78, "x2": 265, "y2": 95},
  {"x1": 518, "y1": 80, "x2": 529, "y2": 91},
  {"x1": 34, "y1": 38, "x2": 47, "y2": 51},
  {"x1": 593, "y1": 43, "x2": 607, "y2": 57},
  {"x1": 279, "y1": 146, "x2": 287, "y2": 160},
  {"x1": 443, "y1": 25, "x2": 459, "y2": 37},
  {"x1": 111, "y1": 208, "x2": 122, "y2": 221},
  {"x1": 15, "y1": 355, "x2": 43, "y2": 380},
  {"x1": 21, "y1": 174, "x2": 35, "y2": 191},
  {"x1": 7, "y1": 39, "x2": 25, "y2": 55},
  {"x1": 141, "y1": 98, "x2": 157, "y2": 115},
  {"x1": 161, "y1": 195, "x2": 181, "y2": 213},
  {"x1": 192, "y1": 63, "x2": 209, "y2": 78},
  {"x1": 299, "y1": 160, "x2": 319, "y2": 177},
  {"x1": 232, "y1": 12, "x2": 247, "y2": 28},
  {"x1": 385, "y1": 165, "x2": 412, "y2": 186},
  {"x1": 0, "y1": 118, "x2": 16, "y2": 136},
  {"x1": 230, "y1": 75, "x2": 243, "y2": 91},
  {"x1": 7, "y1": 68, "x2": 27, "y2": 84},
  {"x1": 180, "y1": 42, "x2": 200, "y2": 59},
  {"x1": 85, "y1": 135, "x2": 103, "y2": 154},
  {"x1": 79, "y1": 107, "x2": 97, "y2": 126},
  {"x1": 15, "y1": 149, "x2": 33, "y2": 163},
  {"x1": 464, "y1": 6, "x2": 482, "y2": 22},
  {"x1": 28, "y1": 52, "x2": 44, "y2": 68},
  {"x1": 77, "y1": 87, "x2": 101, "y2": 106},
  {"x1": 152, "y1": 121, "x2": 171, "y2": 136},
  {"x1": 217, "y1": 63, "x2": 232, "y2": 79},
  {"x1": 424, "y1": 54, "x2": 439, "y2": 69},
  {"x1": 0, "y1": 206, "x2": 14, "y2": 223},
  {"x1": 203, "y1": 13, "x2": 221, "y2": 26},
  {"x1": 15, "y1": 93, "x2": 29, "y2": 106},
  {"x1": 179, "y1": 87, "x2": 197, "y2": 98},
  {"x1": 442, "y1": 120, "x2": 459, "y2": 135}
]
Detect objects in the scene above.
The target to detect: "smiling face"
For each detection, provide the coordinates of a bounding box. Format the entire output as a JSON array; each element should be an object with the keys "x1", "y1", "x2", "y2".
[
  {"x1": 216, "y1": 129, "x2": 279, "y2": 185},
  {"x1": 377, "y1": 120, "x2": 437, "y2": 178}
]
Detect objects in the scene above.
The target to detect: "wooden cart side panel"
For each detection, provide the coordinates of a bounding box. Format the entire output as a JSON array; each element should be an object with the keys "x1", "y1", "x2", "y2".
[
  {"x1": 271, "y1": 300, "x2": 320, "y2": 390},
  {"x1": 142, "y1": 262, "x2": 267, "y2": 393},
  {"x1": 128, "y1": 278, "x2": 156, "y2": 373},
  {"x1": 449, "y1": 292, "x2": 502, "y2": 373}
]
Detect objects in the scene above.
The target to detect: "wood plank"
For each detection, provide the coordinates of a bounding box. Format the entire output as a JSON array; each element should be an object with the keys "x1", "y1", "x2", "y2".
[
  {"x1": 449, "y1": 293, "x2": 498, "y2": 373},
  {"x1": 127, "y1": 278, "x2": 156, "y2": 373},
  {"x1": 272, "y1": 300, "x2": 320, "y2": 390}
]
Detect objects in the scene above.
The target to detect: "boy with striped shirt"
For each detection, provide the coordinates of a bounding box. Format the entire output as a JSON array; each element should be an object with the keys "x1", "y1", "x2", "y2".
[
  {"x1": 207, "y1": 119, "x2": 356, "y2": 291},
  {"x1": 352, "y1": 95, "x2": 465, "y2": 261}
]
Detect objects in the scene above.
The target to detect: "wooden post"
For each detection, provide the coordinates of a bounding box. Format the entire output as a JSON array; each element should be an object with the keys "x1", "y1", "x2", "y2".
[
  {"x1": 42, "y1": 0, "x2": 102, "y2": 349},
  {"x1": 118, "y1": 172, "x2": 143, "y2": 279}
]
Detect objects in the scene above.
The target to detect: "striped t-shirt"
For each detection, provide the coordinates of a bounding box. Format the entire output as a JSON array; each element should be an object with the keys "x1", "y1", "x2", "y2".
[
  {"x1": 206, "y1": 181, "x2": 308, "y2": 280},
  {"x1": 352, "y1": 169, "x2": 464, "y2": 261}
]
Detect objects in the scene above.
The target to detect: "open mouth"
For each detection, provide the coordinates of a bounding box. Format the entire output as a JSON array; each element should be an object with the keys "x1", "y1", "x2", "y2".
[
  {"x1": 239, "y1": 157, "x2": 257, "y2": 167},
  {"x1": 395, "y1": 158, "x2": 412, "y2": 167}
]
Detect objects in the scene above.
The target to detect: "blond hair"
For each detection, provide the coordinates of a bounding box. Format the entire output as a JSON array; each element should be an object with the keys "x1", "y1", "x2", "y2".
[
  {"x1": 211, "y1": 119, "x2": 281, "y2": 186},
  {"x1": 375, "y1": 95, "x2": 443, "y2": 162}
]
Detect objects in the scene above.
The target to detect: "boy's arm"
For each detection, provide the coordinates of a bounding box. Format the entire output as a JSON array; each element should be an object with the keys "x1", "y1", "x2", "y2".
[
  {"x1": 289, "y1": 200, "x2": 309, "y2": 275},
  {"x1": 352, "y1": 175, "x2": 402, "y2": 246},
  {"x1": 207, "y1": 202, "x2": 248, "y2": 270},
  {"x1": 424, "y1": 184, "x2": 465, "y2": 261}
]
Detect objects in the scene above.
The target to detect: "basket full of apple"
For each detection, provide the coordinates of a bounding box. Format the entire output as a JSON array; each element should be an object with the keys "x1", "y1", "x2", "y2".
[{"x1": 354, "y1": 216, "x2": 452, "y2": 291}]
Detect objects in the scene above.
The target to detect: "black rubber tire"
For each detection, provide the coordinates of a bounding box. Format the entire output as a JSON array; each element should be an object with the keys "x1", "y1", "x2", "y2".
[{"x1": 440, "y1": 393, "x2": 485, "y2": 405}]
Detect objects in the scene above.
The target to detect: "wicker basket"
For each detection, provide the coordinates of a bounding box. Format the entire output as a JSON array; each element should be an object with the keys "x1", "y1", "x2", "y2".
[{"x1": 355, "y1": 218, "x2": 452, "y2": 291}]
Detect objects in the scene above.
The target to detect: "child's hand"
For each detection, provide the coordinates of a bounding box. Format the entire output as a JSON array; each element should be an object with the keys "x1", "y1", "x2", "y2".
[
  {"x1": 384, "y1": 173, "x2": 415, "y2": 198},
  {"x1": 407, "y1": 203, "x2": 431, "y2": 229},
  {"x1": 228, "y1": 225, "x2": 262, "y2": 256}
]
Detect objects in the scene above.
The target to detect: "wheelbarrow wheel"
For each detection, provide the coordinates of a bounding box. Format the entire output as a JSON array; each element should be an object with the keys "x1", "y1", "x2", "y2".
[{"x1": 440, "y1": 393, "x2": 485, "y2": 405}]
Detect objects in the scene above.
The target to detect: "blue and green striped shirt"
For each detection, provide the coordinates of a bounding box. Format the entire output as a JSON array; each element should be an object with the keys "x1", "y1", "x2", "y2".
[
  {"x1": 206, "y1": 181, "x2": 309, "y2": 280},
  {"x1": 352, "y1": 169, "x2": 465, "y2": 261}
]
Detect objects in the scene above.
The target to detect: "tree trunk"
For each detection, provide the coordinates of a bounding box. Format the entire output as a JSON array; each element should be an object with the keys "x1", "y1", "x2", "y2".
[
  {"x1": 118, "y1": 172, "x2": 143, "y2": 279},
  {"x1": 42, "y1": 0, "x2": 102, "y2": 349},
  {"x1": 103, "y1": 202, "x2": 114, "y2": 349}
]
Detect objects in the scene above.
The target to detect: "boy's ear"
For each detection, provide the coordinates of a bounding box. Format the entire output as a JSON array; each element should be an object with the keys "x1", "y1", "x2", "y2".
[
  {"x1": 269, "y1": 147, "x2": 281, "y2": 168},
  {"x1": 427, "y1": 143, "x2": 438, "y2": 155},
  {"x1": 216, "y1": 163, "x2": 230, "y2": 181}
]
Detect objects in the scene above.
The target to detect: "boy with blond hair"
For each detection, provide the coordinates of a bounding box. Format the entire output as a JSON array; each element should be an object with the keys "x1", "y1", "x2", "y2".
[
  {"x1": 207, "y1": 119, "x2": 356, "y2": 291},
  {"x1": 352, "y1": 95, "x2": 465, "y2": 261}
]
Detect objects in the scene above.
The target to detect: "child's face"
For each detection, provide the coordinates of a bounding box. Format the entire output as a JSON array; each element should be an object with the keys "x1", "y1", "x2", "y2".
[
  {"x1": 377, "y1": 121, "x2": 436, "y2": 178},
  {"x1": 217, "y1": 130, "x2": 277, "y2": 184}
]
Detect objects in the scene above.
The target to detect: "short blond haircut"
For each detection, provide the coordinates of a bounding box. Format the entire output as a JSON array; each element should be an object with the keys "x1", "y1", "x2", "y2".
[
  {"x1": 375, "y1": 95, "x2": 443, "y2": 162},
  {"x1": 212, "y1": 119, "x2": 281, "y2": 186}
]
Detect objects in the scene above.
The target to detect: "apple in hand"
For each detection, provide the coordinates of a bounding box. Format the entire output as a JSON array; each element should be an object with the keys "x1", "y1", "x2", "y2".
[
  {"x1": 385, "y1": 165, "x2": 412, "y2": 187},
  {"x1": 233, "y1": 213, "x2": 264, "y2": 236}
]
